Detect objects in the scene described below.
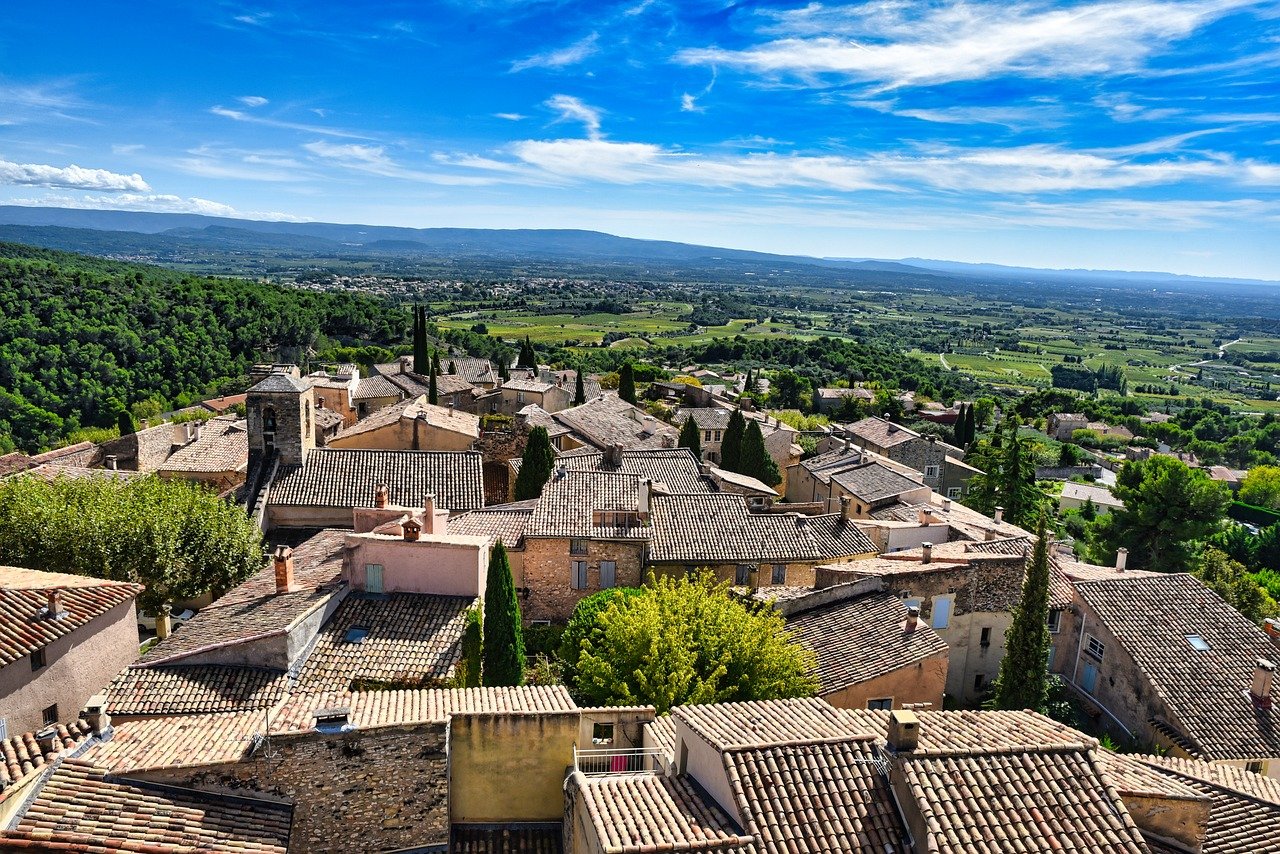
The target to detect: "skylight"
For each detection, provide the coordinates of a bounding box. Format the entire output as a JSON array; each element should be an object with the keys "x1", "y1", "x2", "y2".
[
  {"x1": 344, "y1": 627, "x2": 370, "y2": 644},
  {"x1": 1186, "y1": 634, "x2": 1211, "y2": 652}
]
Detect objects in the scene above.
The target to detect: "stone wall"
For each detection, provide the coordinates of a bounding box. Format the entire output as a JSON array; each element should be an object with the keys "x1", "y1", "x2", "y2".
[
  {"x1": 522, "y1": 538, "x2": 646, "y2": 623},
  {"x1": 130, "y1": 723, "x2": 451, "y2": 854}
]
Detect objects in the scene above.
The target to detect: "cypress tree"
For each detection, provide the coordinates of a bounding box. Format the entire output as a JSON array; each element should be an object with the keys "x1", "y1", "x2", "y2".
[
  {"x1": 722, "y1": 410, "x2": 746, "y2": 472},
  {"x1": 953, "y1": 403, "x2": 968, "y2": 446},
  {"x1": 741, "y1": 419, "x2": 781, "y2": 486},
  {"x1": 482, "y1": 540, "x2": 525, "y2": 687},
  {"x1": 428, "y1": 355, "x2": 438, "y2": 406},
  {"x1": 431, "y1": 349, "x2": 441, "y2": 377},
  {"x1": 518, "y1": 336, "x2": 536, "y2": 369},
  {"x1": 743, "y1": 369, "x2": 753, "y2": 396},
  {"x1": 117, "y1": 409, "x2": 136, "y2": 436},
  {"x1": 448, "y1": 360, "x2": 457, "y2": 375},
  {"x1": 993, "y1": 514, "x2": 1052, "y2": 710},
  {"x1": 678, "y1": 416, "x2": 702, "y2": 458},
  {"x1": 514, "y1": 426, "x2": 556, "y2": 500},
  {"x1": 618, "y1": 362, "x2": 637, "y2": 405},
  {"x1": 964, "y1": 402, "x2": 976, "y2": 446},
  {"x1": 412, "y1": 305, "x2": 429, "y2": 374},
  {"x1": 574, "y1": 370, "x2": 586, "y2": 405},
  {"x1": 498, "y1": 359, "x2": 510, "y2": 382},
  {"x1": 457, "y1": 607, "x2": 483, "y2": 688}
]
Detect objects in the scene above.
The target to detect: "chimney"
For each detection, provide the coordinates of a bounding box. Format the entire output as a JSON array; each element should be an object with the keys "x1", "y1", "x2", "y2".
[
  {"x1": 699, "y1": 461, "x2": 712, "y2": 476},
  {"x1": 985, "y1": 527, "x2": 997, "y2": 541},
  {"x1": 840, "y1": 494, "x2": 853, "y2": 519},
  {"x1": 374, "y1": 483, "x2": 389, "y2": 509},
  {"x1": 155, "y1": 604, "x2": 172, "y2": 639},
  {"x1": 638, "y1": 479, "x2": 652, "y2": 514},
  {"x1": 994, "y1": 506, "x2": 1005, "y2": 524},
  {"x1": 45, "y1": 589, "x2": 64, "y2": 619},
  {"x1": 886, "y1": 709, "x2": 920, "y2": 752},
  {"x1": 608, "y1": 442, "x2": 624, "y2": 467},
  {"x1": 921, "y1": 542, "x2": 933, "y2": 564},
  {"x1": 403, "y1": 516, "x2": 422, "y2": 542},
  {"x1": 1251, "y1": 659, "x2": 1276, "y2": 709},
  {"x1": 941, "y1": 497, "x2": 952, "y2": 512},
  {"x1": 105, "y1": 454, "x2": 118, "y2": 471},
  {"x1": 662, "y1": 433, "x2": 676, "y2": 449},
  {"x1": 1115, "y1": 547, "x2": 1128, "y2": 572},
  {"x1": 903, "y1": 604, "x2": 920, "y2": 634},
  {"x1": 843, "y1": 439, "x2": 853, "y2": 454},
  {"x1": 35, "y1": 727, "x2": 60, "y2": 756},
  {"x1": 423, "y1": 494, "x2": 437, "y2": 534},
  {"x1": 917, "y1": 508, "x2": 930, "y2": 526},
  {"x1": 83, "y1": 694, "x2": 112, "y2": 739},
  {"x1": 273, "y1": 545, "x2": 297, "y2": 593}
]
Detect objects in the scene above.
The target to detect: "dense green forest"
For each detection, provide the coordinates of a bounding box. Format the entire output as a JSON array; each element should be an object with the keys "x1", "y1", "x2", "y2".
[{"x1": 0, "y1": 243, "x2": 406, "y2": 451}]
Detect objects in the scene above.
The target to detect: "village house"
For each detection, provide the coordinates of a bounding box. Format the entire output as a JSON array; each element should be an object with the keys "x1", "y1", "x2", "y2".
[
  {"x1": 155, "y1": 414, "x2": 249, "y2": 494},
  {"x1": 813, "y1": 385, "x2": 874, "y2": 415},
  {"x1": 0, "y1": 567, "x2": 142, "y2": 736},
  {"x1": 1060, "y1": 480, "x2": 1126, "y2": 514},
  {"x1": 1049, "y1": 412, "x2": 1091, "y2": 440},
  {"x1": 481, "y1": 373, "x2": 574, "y2": 417},
  {"x1": 325, "y1": 396, "x2": 480, "y2": 452},
  {"x1": 835, "y1": 415, "x2": 970, "y2": 494},
  {"x1": 546, "y1": 393, "x2": 679, "y2": 453},
  {"x1": 303, "y1": 363, "x2": 360, "y2": 427},
  {"x1": 673, "y1": 406, "x2": 802, "y2": 489}
]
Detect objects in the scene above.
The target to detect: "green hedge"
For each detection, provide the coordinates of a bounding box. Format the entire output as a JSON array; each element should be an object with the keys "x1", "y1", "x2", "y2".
[{"x1": 1229, "y1": 501, "x2": 1280, "y2": 527}]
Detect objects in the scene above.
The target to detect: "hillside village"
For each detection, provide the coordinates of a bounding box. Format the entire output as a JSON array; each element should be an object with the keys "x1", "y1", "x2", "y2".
[{"x1": 4, "y1": 347, "x2": 1280, "y2": 853}]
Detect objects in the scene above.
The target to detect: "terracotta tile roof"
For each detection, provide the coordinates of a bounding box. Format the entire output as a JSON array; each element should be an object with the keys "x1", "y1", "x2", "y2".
[
  {"x1": 830, "y1": 461, "x2": 925, "y2": 503},
  {"x1": 1129, "y1": 755, "x2": 1280, "y2": 852},
  {"x1": 728, "y1": 736, "x2": 907, "y2": 852},
  {"x1": 574, "y1": 772, "x2": 754, "y2": 854},
  {"x1": 105, "y1": 665, "x2": 289, "y2": 716},
  {"x1": 549, "y1": 447, "x2": 709, "y2": 493},
  {"x1": 290, "y1": 592, "x2": 474, "y2": 694},
  {"x1": 1061, "y1": 481, "x2": 1125, "y2": 507},
  {"x1": 1, "y1": 759, "x2": 291, "y2": 853},
  {"x1": 706, "y1": 466, "x2": 777, "y2": 497},
  {"x1": 527, "y1": 469, "x2": 653, "y2": 540},
  {"x1": 212, "y1": 528, "x2": 347, "y2": 609},
  {"x1": 449, "y1": 502, "x2": 536, "y2": 547},
  {"x1": 82, "y1": 711, "x2": 264, "y2": 773},
  {"x1": 644, "y1": 715, "x2": 678, "y2": 758},
  {"x1": 897, "y1": 746, "x2": 1149, "y2": 853},
  {"x1": 847, "y1": 415, "x2": 933, "y2": 450},
  {"x1": 332, "y1": 397, "x2": 479, "y2": 442},
  {"x1": 158, "y1": 416, "x2": 248, "y2": 474},
  {"x1": 352, "y1": 373, "x2": 415, "y2": 401},
  {"x1": 1074, "y1": 573, "x2": 1280, "y2": 761},
  {"x1": 0, "y1": 720, "x2": 92, "y2": 792},
  {"x1": 201, "y1": 393, "x2": 248, "y2": 413},
  {"x1": 552, "y1": 395, "x2": 678, "y2": 450},
  {"x1": 1137, "y1": 754, "x2": 1280, "y2": 805},
  {"x1": 314, "y1": 407, "x2": 344, "y2": 430},
  {"x1": 674, "y1": 697, "x2": 863, "y2": 751},
  {"x1": 269, "y1": 448, "x2": 484, "y2": 512},
  {"x1": 648, "y1": 494, "x2": 875, "y2": 563},
  {"x1": 450, "y1": 824, "x2": 563, "y2": 853},
  {"x1": 247, "y1": 372, "x2": 309, "y2": 394},
  {"x1": 0, "y1": 566, "x2": 142, "y2": 667},
  {"x1": 785, "y1": 590, "x2": 949, "y2": 696},
  {"x1": 270, "y1": 685, "x2": 577, "y2": 733},
  {"x1": 1092, "y1": 751, "x2": 1206, "y2": 801}
]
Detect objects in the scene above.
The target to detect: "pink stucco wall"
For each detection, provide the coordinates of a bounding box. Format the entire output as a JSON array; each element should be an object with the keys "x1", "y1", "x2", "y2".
[{"x1": 345, "y1": 535, "x2": 489, "y2": 597}]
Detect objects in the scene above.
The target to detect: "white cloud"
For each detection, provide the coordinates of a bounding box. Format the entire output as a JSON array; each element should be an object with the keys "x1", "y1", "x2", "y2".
[
  {"x1": 172, "y1": 145, "x2": 310, "y2": 182},
  {"x1": 210, "y1": 105, "x2": 375, "y2": 139},
  {"x1": 678, "y1": 0, "x2": 1256, "y2": 90},
  {"x1": 545, "y1": 94, "x2": 603, "y2": 140},
  {"x1": 238, "y1": 95, "x2": 269, "y2": 107},
  {"x1": 112, "y1": 144, "x2": 145, "y2": 155},
  {"x1": 994, "y1": 198, "x2": 1280, "y2": 229},
  {"x1": 0, "y1": 158, "x2": 149, "y2": 191},
  {"x1": 853, "y1": 99, "x2": 1064, "y2": 128},
  {"x1": 6, "y1": 192, "x2": 304, "y2": 221},
  {"x1": 304, "y1": 141, "x2": 501, "y2": 185},
  {"x1": 495, "y1": 112, "x2": 527, "y2": 121},
  {"x1": 511, "y1": 33, "x2": 599, "y2": 72},
  {"x1": 680, "y1": 93, "x2": 703, "y2": 112}
]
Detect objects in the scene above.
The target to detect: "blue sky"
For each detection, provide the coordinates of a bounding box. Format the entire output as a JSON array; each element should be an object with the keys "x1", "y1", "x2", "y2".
[{"x1": 1, "y1": 0, "x2": 1278, "y2": 278}]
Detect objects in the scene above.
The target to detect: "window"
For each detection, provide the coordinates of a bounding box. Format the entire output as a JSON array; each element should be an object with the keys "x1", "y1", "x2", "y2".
[
  {"x1": 570, "y1": 538, "x2": 589, "y2": 555},
  {"x1": 704, "y1": 430, "x2": 713, "y2": 442},
  {"x1": 735, "y1": 564, "x2": 752, "y2": 585},
  {"x1": 973, "y1": 674, "x2": 986, "y2": 691},
  {"x1": 947, "y1": 487, "x2": 962, "y2": 499},
  {"x1": 714, "y1": 430, "x2": 722, "y2": 441},
  {"x1": 592, "y1": 723, "x2": 615, "y2": 745},
  {"x1": 902, "y1": 596, "x2": 922, "y2": 613},
  {"x1": 867, "y1": 698, "x2": 893, "y2": 710},
  {"x1": 571, "y1": 560, "x2": 589, "y2": 590},
  {"x1": 1081, "y1": 663, "x2": 1099, "y2": 694},
  {"x1": 979, "y1": 627, "x2": 992, "y2": 647},
  {"x1": 42, "y1": 704, "x2": 58, "y2": 726},
  {"x1": 262, "y1": 406, "x2": 277, "y2": 432},
  {"x1": 344, "y1": 626, "x2": 370, "y2": 644},
  {"x1": 925, "y1": 465, "x2": 940, "y2": 478},
  {"x1": 490, "y1": 401, "x2": 498, "y2": 413},
  {"x1": 600, "y1": 560, "x2": 617, "y2": 589},
  {"x1": 365, "y1": 564, "x2": 384, "y2": 594},
  {"x1": 1047, "y1": 610, "x2": 1061, "y2": 634},
  {"x1": 1085, "y1": 634, "x2": 1106, "y2": 661},
  {"x1": 1246, "y1": 760, "x2": 1265, "y2": 774},
  {"x1": 931, "y1": 595, "x2": 953, "y2": 630},
  {"x1": 771, "y1": 564, "x2": 787, "y2": 585},
  {"x1": 1186, "y1": 634, "x2": 1211, "y2": 652},
  {"x1": 516, "y1": 391, "x2": 526, "y2": 403},
  {"x1": 30, "y1": 647, "x2": 46, "y2": 671}
]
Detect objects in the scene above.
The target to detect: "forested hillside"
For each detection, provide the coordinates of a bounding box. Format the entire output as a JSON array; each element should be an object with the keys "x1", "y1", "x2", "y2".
[{"x1": 0, "y1": 242, "x2": 405, "y2": 451}]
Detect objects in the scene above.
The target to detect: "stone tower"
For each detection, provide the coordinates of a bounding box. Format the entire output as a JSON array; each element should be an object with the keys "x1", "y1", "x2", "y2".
[{"x1": 246, "y1": 366, "x2": 315, "y2": 469}]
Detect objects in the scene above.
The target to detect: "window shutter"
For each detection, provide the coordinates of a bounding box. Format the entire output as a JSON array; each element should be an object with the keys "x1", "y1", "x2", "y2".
[{"x1": 600, "y1": 560, "x2": 616, "y2": 589}]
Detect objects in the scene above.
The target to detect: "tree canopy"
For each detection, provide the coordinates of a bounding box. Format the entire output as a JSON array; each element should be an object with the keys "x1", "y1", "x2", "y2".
[
  {"x1": 994, "y1": 516, "x2": 1052, "y2": 711},
  {"x1": 678, "y1": 416, "x2": 702, "y2": 458},
  {"x1": 0, "y1": 473, "x2": 263, "y2": 613},
  {"x1": 721, "y1": 410, "x2": 746, "y2": 472},
  {"x1": 514, "y1": 426, "x2": 556, "y2": 501},
  {"x1": 568, "y1": 572, "x2": 818, "y2": 713},
  {"x1": 1240, "y1": 466, "x2": 1280, "y2": 510},
  {"x1": 618, "y1": 362, "x2": 637, "y2": 405},
  {"x1": 739, "y1": 420, "x2": 782, "y2": 486}
]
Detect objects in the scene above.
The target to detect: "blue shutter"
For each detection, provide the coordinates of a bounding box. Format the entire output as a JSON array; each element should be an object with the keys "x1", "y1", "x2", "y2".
[
  {"x1": 931, "y1": 596, "x2": 952, "y2": 629},
  {"x1": 600, "y1": 561, "x2": 617, "y2": 589}
]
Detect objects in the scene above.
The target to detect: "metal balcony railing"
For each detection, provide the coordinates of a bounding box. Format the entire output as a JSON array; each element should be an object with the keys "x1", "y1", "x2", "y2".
[{"x1": 573, "y1": 746, "x2": 665, "y2": 775}]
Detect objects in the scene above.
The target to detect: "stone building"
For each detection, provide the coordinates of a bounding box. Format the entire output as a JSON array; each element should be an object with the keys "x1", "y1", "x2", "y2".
[
  {"x1": 156, "y1": 415, "x2": 249, "y2": 494},
  {"x1": 673, "y1": 407, "x2": 801, "y2": 489},
  {"x1": 1049, "y1": 412, "x2": 1090, "y2": 441},
  {"x1": 326, "y1": 396, "x2": 480, "y2": 452},
  {"x1": 0, "y1": 566, "x2": 142, "y2": 735},
  {"x1": 481, "y1": 375, "x2": 573, "y2": 417},
  {"x1": 246, "y1": 366, "x2": 315, "y2": 470},
  {"x1": 837, "y1": 416, "x2": 967, "y2": 493}
]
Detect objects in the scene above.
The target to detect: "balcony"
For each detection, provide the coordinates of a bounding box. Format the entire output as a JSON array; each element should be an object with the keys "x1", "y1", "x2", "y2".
[{"x1": 573, "y1": 746, "x2": 665, "y2": 775}]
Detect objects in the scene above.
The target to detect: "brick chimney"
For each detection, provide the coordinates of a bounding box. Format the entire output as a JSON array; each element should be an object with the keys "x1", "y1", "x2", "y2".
[
  {"x1": 917, "y1": 507, "x2": 930, "y2": 526},
  {"x1": 273, "y1": 545, "x2": 297, "y2": 593},
  {"x1": 886, "y1": 709, "x2": 920, "y2": 752},
  {"x1": 45, "y1": 589, "x2": 65, "y2": 619},
  {"x1": 423, "y1": 494, "x2": 437, "y2": 534},
  {"x1": 921, "y1": 542, "x2": 933, "y2": 564},
  {"x1": 374, "y1": 483, "x2": 389, "y2": 509},
  {"x1": 1251, "y1": 659, "x2": 1275, "y2": 709},
  {"x1": 1116, "y1": 547, "x2": 1128, "y2": 572},
  {"x1": 903, "y1": 604, "x2": 921, "y2": 633}
]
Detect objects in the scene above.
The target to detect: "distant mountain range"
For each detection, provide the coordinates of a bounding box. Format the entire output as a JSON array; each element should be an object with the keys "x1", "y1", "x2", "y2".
[{"x1": 0, "y1": 205, "x2": 1274, "y2": 289}]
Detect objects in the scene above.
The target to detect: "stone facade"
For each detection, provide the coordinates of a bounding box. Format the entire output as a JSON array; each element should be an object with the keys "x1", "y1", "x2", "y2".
[
  {"x1": 521, "y1": 537, "x2": 646, "y2": 623},
  {"x1": 247, "y1": 374, "x2": 315, "y2": 470}
]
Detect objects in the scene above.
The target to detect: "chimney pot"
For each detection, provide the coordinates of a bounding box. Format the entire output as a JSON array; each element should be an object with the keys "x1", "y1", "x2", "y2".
[
  {"x1": 1116, "y1": 547, "x2": 1129, "y2": 572},
  {"x1": 155, "y1": 603, "x2": 172, "y2": 639},
  {"x1": 921, "y1": 542, "x2": 933, "y2": 564},
  {"x1": 994, "y1": 506, "x2": 1005, "y2": 524},
  {"x1": 638, "y1": 479, "x2": 652, "y2": 514},
  {"x1": 105, "y1": 454, "x2": 118, "y2": 471},
  {"x1": 903, "y1": 605, "x2": 920, "y2": 633},
  {"x1": 887, "y1": 709, "x2": 920, "y2": 752},
  {"x1": 403, "y1": 517, "x2": 422, "y2": 542},
  {"x1": 45, "y1": 589, "x2": 64, "y2": 619},
  {"x1": 985, "y1": 527, "x2": 997, "y2": 541},
  {"x1": 1252, "y1": 659, "x2": 1276, "y2": 708},
  {"x1": 273, "y1": 545, "x2": 297, "y2": 593},
  {"x1": 35, "y1": 727, "x2": 60, "y2": 756},
  {"x1": 84, "y1": 694, "x2": 112, "y2": 739},
  {"x1": 374, "y1": 483, "x2": 389, "y2": 509},
  {"x1": 941, "y1": 497, "x2": 952, "y2": 512},
  {"x1": 423, "y1": 494, "x2": 437, "y2": 534},
  {"x1": 840, "y1": 494, "x2": 853, "y2": 519}
]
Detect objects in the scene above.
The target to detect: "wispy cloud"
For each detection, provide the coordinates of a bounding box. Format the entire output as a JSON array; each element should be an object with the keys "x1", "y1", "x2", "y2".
[
  {"x1": 303, "y1": 141, "x2": 501, "y2": 185},
  {"x1": 0, "y1": 158, "x2": 149, "y2": 192},
  {"x1": 238, "y1": 95, "x2": 269, "y2": 107},
  {"x1": 0, "y1": 77, "x2": 91, "y2": 124},
  {"x1": 545, "y1": 94, "x2": 603, "y2": 140},
  {"x1": 209, "y1": 105, "x2": 375, "y2": 139},
  {"x1": 678, "y1": 0, "x2": 1258, "y2": 90},
  {"x1": 171, "y1": 145, "x2": 310, "y2": 182},
  {"x1": 494, "y1": 112, "x2": 527, "y2": 121},
  {"x1": 853, "y1": 99, "x2": 1064, "y2": 129},
  {"x1": 511, "y1": 32, "x2": 599, "y2": 72}
]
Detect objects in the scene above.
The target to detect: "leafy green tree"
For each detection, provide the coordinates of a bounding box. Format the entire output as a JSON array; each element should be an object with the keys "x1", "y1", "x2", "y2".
[
  {"x1": 514, "y1": 426, "x2": 556, "y2": 500},
  {"x1": 1085, "y1": 455, "x2": 1231, "y2": 572},
  {"x1": 618, "y1": 362, "x2": 637, "y2": 405},
  {"x1": 0, "y1": 474, "x2": 262, "y2": 613},
  {"x1": 740, "y1": 420, "x2": 781, "y2": 486},
  {"x1": 965, "y1": 418, "x2": 1045, "y2": 528},
  {"x1": 1209, "y1": 523, "x2": 1259, "y2": 568},
  {"x1": 722, "y1": 410, "x2": 746, "y2": 472},
  {"x1": 1240, "y1": 466, "x2": 1280, "y2": 510},
  {"x1": 558, "y1": 587, "x2": 643, "y2": 689},
  {"x1": 116, "y1": 409, "x2": 136, "y2": 436},
  {"x1": 574, "y1": 370, "x2": 586, "y2": 405},
  {"x1": 455, "y1": 607, "x2": 483, "y2": 688},
  {"x1": 974, "y1": 397, "x2": 996, "y2": 429},
  {"x1": 994, "y1": 515, "x2": 1052, "y2": 711},
  {"x1": 570, "y1": 572, "x2": 817, "y2": 713},
  {"x1": 1196, "y1": 547, "x2": 1276, "y2": 623},
  {"x1": 771, "y1": 369, "x2": 809, "y2": 410},
  {"x1": 678, "y1": 416, "x2": 702, "y2": 458},
  {"x1": 481, "y1": 540, "x2": 525, "y2": 686}
]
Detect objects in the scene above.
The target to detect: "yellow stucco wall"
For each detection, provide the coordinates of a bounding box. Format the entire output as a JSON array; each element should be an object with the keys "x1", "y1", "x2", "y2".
[{"x1": 448, "y1": 711, "x2": 580, "y2": 823}]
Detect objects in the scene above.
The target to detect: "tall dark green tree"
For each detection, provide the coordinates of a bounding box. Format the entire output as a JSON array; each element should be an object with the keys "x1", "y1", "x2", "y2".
[
  {"x1": 428, "y1": 352, "x2": 439, "y2": 406},
  {"x1": 993, "y1": 515, "x2": 1052, "y2": 710},
  {"x1": 116, "y1": 409, "x2": 136, "y2": 436},
  {"x1": 456, "y1": 607, "x2": 483, "y2": 688},
  {"x1": 678, "y1": 416, "x2": 702, "y2": 458},
  {"x1": 964, "y1": 402, "x2": 976, "y2": 447},
  {"x1": 618, "y1": 362, "x2": 637, "y2": 405},
  {"x1": 722, "y1": 410, "x2": 746, "y2": 472},
  {"x1": 740, "y1": 419, "x2": 782, "y2": 486},
  {"x1": 431, "y1": 349, "x2": 441, "y2": 377},
  {"x1": 952, "y1": 403, "x2": 968, "y2": 445},
  {"x1": 573, "y1": 370, "x2": 586, "y2": 406},
  {"x1": 482, "y1": 540, "x2": 525, "y2": 686},
  {"x1": 965, "y1": 417, "x2": 1044, "y2": 528},
  {"x1": 412, "y1": 305, "x2": 430, "y2": 374},
  {"x1": 517, "y1": 336, "x2": 537, "y2": 369},
  {"x1": 514, "y1": 426, "x2": 556, "y2": 500}
]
